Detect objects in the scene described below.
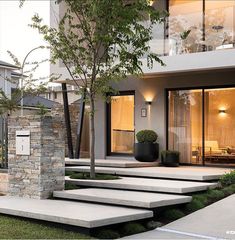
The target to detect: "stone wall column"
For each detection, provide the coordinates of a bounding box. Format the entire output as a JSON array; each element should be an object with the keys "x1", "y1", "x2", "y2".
[{"x1": 8, "y1": 115, "x2": 65, "y2": 199}]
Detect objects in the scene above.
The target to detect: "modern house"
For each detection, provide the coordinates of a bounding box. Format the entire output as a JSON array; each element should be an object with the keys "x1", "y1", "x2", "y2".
[
  {"x1": 51, "y1": 0, "x2": 235, "y2": 166},
  {"x1": 41, "y1": 85, "x2": 80, "y2": 105}
]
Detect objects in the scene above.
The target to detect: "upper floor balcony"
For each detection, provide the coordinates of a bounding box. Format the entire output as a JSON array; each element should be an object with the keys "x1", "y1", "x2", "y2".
[
  {"x1": 50, "y1": 0, "x2": 235, "y2": 78},
  {"x1": 142, "y1": 0, "x2": 235, "y2": 75}
]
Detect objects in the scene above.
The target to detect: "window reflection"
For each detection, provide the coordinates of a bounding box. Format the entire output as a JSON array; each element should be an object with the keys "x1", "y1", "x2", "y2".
[{"x1": 168, "y1": 0, "x2": 235, "y2": 54}]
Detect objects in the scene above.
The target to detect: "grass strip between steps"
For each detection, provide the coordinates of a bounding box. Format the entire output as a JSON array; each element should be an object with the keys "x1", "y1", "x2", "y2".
[{"x1": 67, "y1": 171, "x2": 120, "y2": 180}]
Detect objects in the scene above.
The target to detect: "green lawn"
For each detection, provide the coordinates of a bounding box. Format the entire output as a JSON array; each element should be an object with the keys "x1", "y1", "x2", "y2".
[{"x1": 0, "y1": 214, "x2": 91, "y2": 239}]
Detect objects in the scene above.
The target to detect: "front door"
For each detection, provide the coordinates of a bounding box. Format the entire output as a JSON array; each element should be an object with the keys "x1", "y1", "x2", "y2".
[{"x1": 107, "y1": 92, "x2": 135, "y2": 155}]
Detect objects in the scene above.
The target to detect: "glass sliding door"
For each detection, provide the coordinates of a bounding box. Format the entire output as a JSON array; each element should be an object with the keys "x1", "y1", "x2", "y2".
[
  {"x1": 168, "y1": 0, "x2": 203, "y2": 54},
  {"x1": 168, "y1": 0, "x2": 235, "y2": 54},
  {"x1": 168, "y1": 89, "x2": 203, "y2": 164},
  {"x1": 204, "y1": 88, "x2": 235, "y2": 165},
  {"x1": 205, "y1": 1, "x2": 235, "y2": 50},
  {"x1": 108, "y1": 92, "x2": 135, "y2": 155},
  {"x1": 168, "y1": 86, "x2": 235, "y2": 166}
]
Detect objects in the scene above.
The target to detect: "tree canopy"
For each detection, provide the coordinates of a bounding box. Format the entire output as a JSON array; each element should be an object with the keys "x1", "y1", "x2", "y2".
[{"x1": 31, "y1": 0, "x2": 167, "y2": 178}]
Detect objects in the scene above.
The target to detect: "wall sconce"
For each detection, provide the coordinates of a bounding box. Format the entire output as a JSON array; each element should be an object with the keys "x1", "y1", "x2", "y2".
[
  {"x1": 219, "y1": 109, "x2": 226, "y2": 114},
  {"x1": 145, "y1": 101, "x2": 152, "y2": 105}
]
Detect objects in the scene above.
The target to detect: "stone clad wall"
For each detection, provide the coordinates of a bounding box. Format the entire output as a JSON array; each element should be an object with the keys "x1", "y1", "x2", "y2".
[
  {"x1": 51, "y1": 103, "x2": 90, "y2": 158},
  {"x1": 8, "y1": 115, "x2": 65, "y2": 199},
  {"x1": 0, "y1": 173, "x2": 8, "y2": 194}
]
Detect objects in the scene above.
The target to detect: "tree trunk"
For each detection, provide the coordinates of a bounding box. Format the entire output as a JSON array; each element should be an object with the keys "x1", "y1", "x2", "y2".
[{"x1": 89, "y1": 96, "x2": 96, "y2": 179}]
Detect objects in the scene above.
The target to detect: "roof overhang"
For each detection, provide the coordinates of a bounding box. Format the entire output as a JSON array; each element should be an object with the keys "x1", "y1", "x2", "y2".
[
  {"x1": 142, "y1": 65, "x2": 235, "y2": 79},
  {"x1": 0, "y1": 61, "x2": 20, "y2": 70}
]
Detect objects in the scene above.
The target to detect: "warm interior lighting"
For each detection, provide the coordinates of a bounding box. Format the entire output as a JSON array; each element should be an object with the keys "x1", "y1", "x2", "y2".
[{"x1": 111, "y1": 95, "x2": 134, "y2": 154}]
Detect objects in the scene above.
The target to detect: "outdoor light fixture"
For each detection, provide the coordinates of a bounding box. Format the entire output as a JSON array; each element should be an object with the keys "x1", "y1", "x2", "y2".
[
  {"x1": 145, "y1": 101, "x2": 152, "y2": 105},
  {"x1": 219, "y1": 109, "x2": 226, "y2": 114}
]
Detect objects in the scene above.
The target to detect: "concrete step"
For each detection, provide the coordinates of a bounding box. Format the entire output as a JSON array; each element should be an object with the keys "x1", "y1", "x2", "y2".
[
  {"x1": 0, "y1": 196, "x2": 152, "y2": 228},
  {"x1": 66, "y1": 166, "x2": 230, "y2": 181},
  {"x1": 65, "y1": 158, "x2": 159, "y2": 168},
  {"x1": 66, "y1": 176, "x2": 217, "y2": 194},
  {"x1": 53, "y1": 188, "x2": 192, "y2": 208}
]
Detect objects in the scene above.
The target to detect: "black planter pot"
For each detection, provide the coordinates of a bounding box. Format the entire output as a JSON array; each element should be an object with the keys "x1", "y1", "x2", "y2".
[
  {"x1": 134, "y1": 143, "x2": 159, "y2": 162},
  {"x1": 161, "y1": 152, "x2": 179, "y2": 167}
]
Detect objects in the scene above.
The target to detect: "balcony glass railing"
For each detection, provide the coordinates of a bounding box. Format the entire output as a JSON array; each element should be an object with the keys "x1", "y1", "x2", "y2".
[{"x1": 147, "y1": 4, "x2": 235, "y2": 56}]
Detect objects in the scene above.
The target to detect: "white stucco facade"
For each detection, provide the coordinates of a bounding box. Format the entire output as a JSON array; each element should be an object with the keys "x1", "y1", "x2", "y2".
[{"x1": 50, "y1": 0, "x2": 235, "y2": 162}]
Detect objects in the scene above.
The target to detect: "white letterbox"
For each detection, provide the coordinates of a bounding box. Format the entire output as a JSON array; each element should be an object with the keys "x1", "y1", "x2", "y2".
[{"x1": 16, "y1": 130, "x2": 30, "y2": 156}]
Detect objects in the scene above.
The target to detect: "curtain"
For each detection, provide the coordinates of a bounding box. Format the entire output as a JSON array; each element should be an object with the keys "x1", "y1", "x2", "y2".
[{"x1": 169, "y1": 91, "x2": 192, "y2": 164}]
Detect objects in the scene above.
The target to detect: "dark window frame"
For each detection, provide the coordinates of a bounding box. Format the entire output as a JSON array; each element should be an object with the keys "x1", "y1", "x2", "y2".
[
  {"x1": 166, "y1": 84, "x2": 235, "y2": 166},
  {"x1": 106, "y1": 90, "x2": 135, "y2": 157}
]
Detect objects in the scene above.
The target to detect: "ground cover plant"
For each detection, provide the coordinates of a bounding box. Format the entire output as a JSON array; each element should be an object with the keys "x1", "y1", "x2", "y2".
[{"x1": 66, "y1": 171, "x2": 120, "y2": 180}]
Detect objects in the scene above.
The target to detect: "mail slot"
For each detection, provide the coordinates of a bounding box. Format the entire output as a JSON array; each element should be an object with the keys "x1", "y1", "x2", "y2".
[{"x1": 16, "y1": 130, "x2": 30, "y2": 156}]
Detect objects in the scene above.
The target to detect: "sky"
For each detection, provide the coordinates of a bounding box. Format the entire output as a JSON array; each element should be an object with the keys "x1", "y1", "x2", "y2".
[{"x1": 0, "y1": 0, "x2": 50, "y2": 81}]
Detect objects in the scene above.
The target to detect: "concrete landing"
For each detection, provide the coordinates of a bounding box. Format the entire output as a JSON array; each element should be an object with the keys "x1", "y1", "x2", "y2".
[
  {"x1": 66, "y1": 177, "x2": 217, "y2": 194},
  {"x1": 159, "y1": 194, "x2": 235, "y2": 239},
  {"x1": 123, "y1": 228, "x2": 202, "y2": 239},
  {"x1": 53, "y1": 188, "x2": 192, "y2": 208},
  {"x1": 0, "y1": 196, "x2": 152, "y2": 228},
  {"x1": 124, "y1": 194, "x2": 235, "y2": 239},
  {"x1": 65, "y1": 158, "x2": 159, "y2": 168},
  {"x1": 66, "y1": 166, "x2": 230, "y2": 181}
]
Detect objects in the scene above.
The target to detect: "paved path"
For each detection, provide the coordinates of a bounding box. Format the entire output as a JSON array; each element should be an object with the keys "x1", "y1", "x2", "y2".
[{"x1": 124, "y1": 194, "x2": 235, "y2": 239}]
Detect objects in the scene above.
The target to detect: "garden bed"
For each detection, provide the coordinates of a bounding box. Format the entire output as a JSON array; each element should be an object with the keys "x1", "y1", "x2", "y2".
[{"x1": 66, "y1": 171, "x2": 120, "y2": 180}]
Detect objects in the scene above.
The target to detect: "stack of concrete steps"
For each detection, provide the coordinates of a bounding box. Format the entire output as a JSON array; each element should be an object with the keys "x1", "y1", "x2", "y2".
[
  {"x1": 0, "y1": 163, "x2": 227, "y2": 230},
  {"x1": 51, "y1": 164, "x2": 227, "y2": 228},
  {"x1": 60, "y1": 164, "x2": 225, "y2": 210},
  {"x1": 49, "y1": 168, "x2": 217, "y2": 228},
  {"x1": 55, "y1": 175, "x2": 216, "y2": 209}
]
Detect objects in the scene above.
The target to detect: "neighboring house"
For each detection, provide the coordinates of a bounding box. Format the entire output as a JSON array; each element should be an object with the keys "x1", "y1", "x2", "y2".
[
  {"x1": 12, "y1": 95, "x2": 59, "y2": 116},
  {"x1": 51, "y1": 0, "x2": 235, "y2": 167},
  {"x1": 41, "y1": 85, "x2": 80, "y2": 105},
  {"x1": 0, "y1": 60, "x2": 19, "y2": 98},
  {"x1": 0, "y1": 60, "x2": 19, "y2": 142},
  {"x1": 0, "y1": 60, "x2": 20, "y2": 166}
]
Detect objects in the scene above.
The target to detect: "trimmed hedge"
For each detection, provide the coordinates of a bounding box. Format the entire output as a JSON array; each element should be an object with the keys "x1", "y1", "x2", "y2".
[{"x1": 136, "y1": 130, "x2": 158, "y2": 143}]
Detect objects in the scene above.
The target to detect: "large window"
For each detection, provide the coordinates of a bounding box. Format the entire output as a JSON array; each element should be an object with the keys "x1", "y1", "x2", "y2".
[
  {"x1": 169, "y1": 0, "x2": 235, "y2": 54},
  {"x1": 168, "y1": 89, "x2": 203, "y2": 164},
  {"x1": 108, "y1": 93, "x2": 135, "y2": 155},
  {"x1": 204, "y1": 88, "x2": 235, "y2": 165},
  {"x1": 168, "y1": 87, "x2": 235, "y2": 165},
  {"x1": 205, "y1": 1, "x2": 235, "y2": 50}
]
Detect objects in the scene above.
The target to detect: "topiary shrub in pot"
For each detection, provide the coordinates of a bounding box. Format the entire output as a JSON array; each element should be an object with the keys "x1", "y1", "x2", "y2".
[
  {"x1": 134, "y1": 130, "x2": 159, "y2": 162},
  {"x1": 161, "y1": 150, "x2": 180, "y2": 167}
]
